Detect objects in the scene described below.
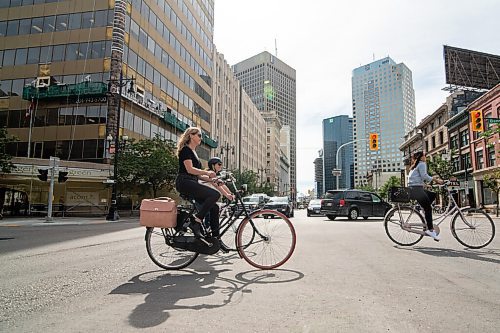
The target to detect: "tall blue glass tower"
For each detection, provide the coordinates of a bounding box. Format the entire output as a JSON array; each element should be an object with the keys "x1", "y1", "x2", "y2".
[{"x1": 322, "y1": 115, "x2": 353, "y2": 194}]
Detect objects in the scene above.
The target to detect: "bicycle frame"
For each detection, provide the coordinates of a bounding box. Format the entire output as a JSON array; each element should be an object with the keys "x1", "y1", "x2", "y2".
[{"x1": 397, "y1": 182, "x2": 472, "y2": 236}]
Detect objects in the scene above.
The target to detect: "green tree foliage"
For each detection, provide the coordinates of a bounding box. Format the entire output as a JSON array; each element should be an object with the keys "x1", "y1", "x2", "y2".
[
  {"x1": 116, "y1": 135, "x2": 178, "y2": 198},
  {"x1": 483, "y1": 169, "x2": 500, "y2": 217},
  {"x1": 230, "y1": 169, "x2": 259, "y2": 194},
  {"x1": 0, "y1": 127, "x2": 17, "y2": 174},
  {"x1": 427, "y1": 154, "x2": 454, "y2": 179},
  {"x1": 355, "y1": 184, "x2": 375, "y2": 193},
  {"x1": 379, "y1": 176, "x2": 401, "y2": 201}
]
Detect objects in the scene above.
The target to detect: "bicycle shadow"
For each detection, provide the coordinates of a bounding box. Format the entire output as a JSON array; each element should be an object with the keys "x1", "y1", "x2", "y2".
[
  {"x1": 109, "y1": 254, "x2": 304, "y2": 329},
  {"x1": 397, "y1": 246, "x2": 500, "y2": 265}
]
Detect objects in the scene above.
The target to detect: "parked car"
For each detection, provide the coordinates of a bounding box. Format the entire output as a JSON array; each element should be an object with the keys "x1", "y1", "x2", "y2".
[
  {"x1": 320, "y1": 189, "x2": 391, "y2": 220},
  {"x1": 263, "y1": 196, "x2": 294, "y2": 218},
  {"x1": 241, "y1": 196, "x2": 266, "y2": 212},
  {"x1": 307, "y1": 199, "x2": 323, "y2": 216}
]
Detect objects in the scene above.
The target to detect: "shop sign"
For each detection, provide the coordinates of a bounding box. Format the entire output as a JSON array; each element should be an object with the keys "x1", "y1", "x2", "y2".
[{"x1": 66, "y1": 192, "x2": 99, "y2": 205}]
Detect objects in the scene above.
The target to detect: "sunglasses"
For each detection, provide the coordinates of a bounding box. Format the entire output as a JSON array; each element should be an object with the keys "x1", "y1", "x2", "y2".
[{"x1": 217, "y1": 163, "x2": 223, "y2": 166}]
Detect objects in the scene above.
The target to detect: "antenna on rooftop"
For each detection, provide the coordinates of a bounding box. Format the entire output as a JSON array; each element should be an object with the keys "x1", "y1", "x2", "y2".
[{"x1": 275, "y1": 38, "x2": 278, "y2": 57}]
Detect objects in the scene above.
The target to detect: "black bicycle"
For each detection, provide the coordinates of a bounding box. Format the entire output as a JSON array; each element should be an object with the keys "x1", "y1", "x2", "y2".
[{"x1": 144, "y1": 171, "x2": 296, "y2": 270}]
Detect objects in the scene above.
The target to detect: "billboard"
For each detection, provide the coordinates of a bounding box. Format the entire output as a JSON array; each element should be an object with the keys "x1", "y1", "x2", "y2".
[{"x1": 444, "y1": 46, "x2": 500, "y2": 90}]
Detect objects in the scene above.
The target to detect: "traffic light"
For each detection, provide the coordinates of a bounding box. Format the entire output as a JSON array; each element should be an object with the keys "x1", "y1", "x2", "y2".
[
  {"x1": 369, "y1": 133, "x2": 379, "y2": 151},
  {"x1": 470, "y1": 110, "x2": 484, "y2": 132},
  {"x1": 58, "y1": 171, "x2": 69, "y2": 183},
  {"x1": 37, "y1": 169, "x2": 48, "y2": 181}
]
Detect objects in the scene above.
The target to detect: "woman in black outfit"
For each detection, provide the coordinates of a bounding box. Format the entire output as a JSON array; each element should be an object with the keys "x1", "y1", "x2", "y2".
[{"x1": 175, "y1": 127, "x2": 220, "y2": 237}]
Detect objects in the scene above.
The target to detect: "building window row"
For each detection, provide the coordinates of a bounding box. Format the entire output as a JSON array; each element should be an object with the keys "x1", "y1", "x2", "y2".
[
  {"x1": 1, "y1": 105, "x2": 107, "y2": 128},
  {"x1": 0, "y1": 10, "x2": 113, "y2": 37},
  {"x1": 0, "y1": 41, "x2": 111, "y2": 67}
]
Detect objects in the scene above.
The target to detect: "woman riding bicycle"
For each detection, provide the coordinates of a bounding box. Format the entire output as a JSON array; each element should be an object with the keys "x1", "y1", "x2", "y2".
[
  {"x1": 175, "y1": 127, "x2": 220, "y2": 238},
  {"x1": 408, "y1": 151, "x2": 443, "y2": 241}
]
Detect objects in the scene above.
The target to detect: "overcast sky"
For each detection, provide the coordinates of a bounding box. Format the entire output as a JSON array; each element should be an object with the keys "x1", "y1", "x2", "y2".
[{"x1": 213, "y1": 0, "x2": 499, "y2": 195}]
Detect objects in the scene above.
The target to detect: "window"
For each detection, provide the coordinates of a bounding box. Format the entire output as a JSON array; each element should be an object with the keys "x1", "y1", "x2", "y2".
[
  {"x1": 476, "y1": 150, "x2": 484, "y2": 169},
  {"x1": 452, "y1": 156, "x2": 460, "y2": 172},
  {"x1": 19, "y1": 18, "x2": 31, "y2": 35},
  {"x1": 460, "y1": 130, "x2": 469, "y2": 147},
  {"x1": 31, "y1": 17, "x2": 43, "y2": 34},
  {"x1": 487, "y1": 146, "x2": 496, "y2": 167},
  {"x1": 56, "y1": 14, "x2": 68, "y2": 31},
  {"x1": 69, "y1": 12, "x2": 81, "y2": 30},
  {"x1": 43, "y1": 16, "x2": 56, "y2": 33},
  {"x1": 81, "y1": 12, "x2": 94, "y2": 29},
  {"x1": 65, "y1": 43, "x2": 79, "y2": 61},
  {"x1": 6, "y1": 20, "x2": 19, "y2": 36},
  {"x1": 450, "y1": 135, "x2": 458, "y2": 150},
  {"x1": 27, "y1": 47, "x2": 40, "y2": 64},
  {"x1": 52, "y1": 44, "x2": 65, "y2": 61}
]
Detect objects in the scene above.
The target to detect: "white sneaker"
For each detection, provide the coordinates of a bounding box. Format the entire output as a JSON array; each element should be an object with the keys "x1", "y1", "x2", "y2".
[{"x1": 425, "y1": 230, "x2": 440, "y2": 241}]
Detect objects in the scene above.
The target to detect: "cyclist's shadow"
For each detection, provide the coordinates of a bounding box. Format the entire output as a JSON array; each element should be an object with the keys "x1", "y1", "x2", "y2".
[
  {"x1": 110, "y1": 254, "x2": 303, "y2": 329},
  {"x1": 400, "y1": 246, "x2": 500, "y2": 265}
]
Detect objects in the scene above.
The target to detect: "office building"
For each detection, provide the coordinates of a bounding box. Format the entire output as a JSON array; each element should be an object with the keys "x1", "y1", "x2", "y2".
[
  {"x1": 0, "y1": 0, "x2": 216, "y2": 215},
  {"x1": 352, "y1": 57, "x2": 416, "y2": 187},
  {"x1": 322, "y1": 115, "x2": 353, "y2": 192},
  {"x1": 233, "y1": 51, "x2": 296, "y2": 201}
]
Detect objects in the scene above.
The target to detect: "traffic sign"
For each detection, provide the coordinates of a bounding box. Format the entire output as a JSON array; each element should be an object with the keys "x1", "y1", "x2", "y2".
[{"x1": 485, "y1": 118, "x2": 500, "y2": 124}]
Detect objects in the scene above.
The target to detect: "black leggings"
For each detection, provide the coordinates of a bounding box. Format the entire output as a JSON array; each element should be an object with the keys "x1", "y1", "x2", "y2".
[
  {"x1": 175, "y1": 175, "x2": 221, "y2": 221},
  {"x1": 409, "y1": 186, "x2": 436, "y2": 230}
]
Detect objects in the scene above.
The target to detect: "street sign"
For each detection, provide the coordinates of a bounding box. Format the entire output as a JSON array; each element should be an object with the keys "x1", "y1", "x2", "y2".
[{"x1": 485, "y1": 118, "x2": 500, "y2": 124}]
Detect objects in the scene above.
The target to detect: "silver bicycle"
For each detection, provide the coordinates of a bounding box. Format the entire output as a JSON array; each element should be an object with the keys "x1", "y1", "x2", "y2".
[{"x1": 384, "y1": 180, "x2": 496, "y2": 249}]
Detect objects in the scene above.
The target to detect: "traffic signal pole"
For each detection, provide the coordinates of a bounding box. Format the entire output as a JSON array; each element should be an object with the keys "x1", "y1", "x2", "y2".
[
  {"x1": 334, "y1": 139, "x2": 368, "y2": 190},
  {"x1": 46, "y1": 165, "x2": 55, "y2": 222}
]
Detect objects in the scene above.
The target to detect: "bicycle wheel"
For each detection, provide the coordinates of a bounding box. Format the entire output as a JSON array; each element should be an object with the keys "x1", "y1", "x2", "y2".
[
  {"x1": 236, "y1": 209, "x2": 296, "y2": 269},
  {"x1": 451, "y1": 208, "x2": 495, "y2": 249},
  {"x1": 145, "y1": 227, "x2": 198, "y2": 270},
  {"x1": 384, "y1": 206, "x2": 424, "y2": 246}
]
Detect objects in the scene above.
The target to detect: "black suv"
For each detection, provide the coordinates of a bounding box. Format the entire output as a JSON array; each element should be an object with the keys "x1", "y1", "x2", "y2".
[{"x1": 320, "y1": 189, "x2": 391, "y2": 220}]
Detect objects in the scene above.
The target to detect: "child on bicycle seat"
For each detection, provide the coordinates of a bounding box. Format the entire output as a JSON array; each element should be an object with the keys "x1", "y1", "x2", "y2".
[
  {"x1": 198, "y1": 157, "x2": 235, "y2": 237},
  {"x1": 408, "y1": 151, "x2": 443, "y2": 241},
  {"x1": 175, "y1": 127, "x2": 220, "y2": 238}
]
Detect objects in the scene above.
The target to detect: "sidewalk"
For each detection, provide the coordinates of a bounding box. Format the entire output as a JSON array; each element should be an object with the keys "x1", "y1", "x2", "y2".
[{"x1": 0, "y1": 215, "x2": 139, "y2": 227}]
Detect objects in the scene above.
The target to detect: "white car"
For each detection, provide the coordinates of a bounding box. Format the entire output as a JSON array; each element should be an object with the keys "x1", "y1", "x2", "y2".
[{"x1": 307, "y1": 199, "x2": 323, "y2": 217}]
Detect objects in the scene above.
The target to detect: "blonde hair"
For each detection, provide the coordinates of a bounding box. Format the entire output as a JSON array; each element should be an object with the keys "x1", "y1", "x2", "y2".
[{"x1": 176, "y1": 127, "x2": 201, "y2": 156}]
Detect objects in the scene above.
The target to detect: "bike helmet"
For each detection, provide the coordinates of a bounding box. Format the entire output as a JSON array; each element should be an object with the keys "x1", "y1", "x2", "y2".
[{"x1": 208, "y1": 157, "x2": 222, "y2": 170}]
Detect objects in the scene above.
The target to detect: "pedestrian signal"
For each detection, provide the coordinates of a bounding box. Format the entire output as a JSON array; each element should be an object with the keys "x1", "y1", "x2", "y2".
[
  {"x1": 470, "y1": 110, "x2": 484, "y2": 132},
  {"x1": 37, "y1": 169, "x2": 48, "y2": 181},
  {"x1": 369, "y1": 133, "x2": 379, "y2": 151},
  {"x1": 58, "y1": 171, "x2": 69, "y2": 183}
]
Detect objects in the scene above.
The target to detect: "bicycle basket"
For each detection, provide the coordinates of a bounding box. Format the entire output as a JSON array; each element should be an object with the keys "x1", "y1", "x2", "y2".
[{"x1": 389, "y1": 187, "x2": 411, "y2": 203}]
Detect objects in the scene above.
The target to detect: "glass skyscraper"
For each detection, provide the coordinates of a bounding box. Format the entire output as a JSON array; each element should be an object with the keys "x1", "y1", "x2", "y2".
[
  {"x1": 352, "y1": 57, "x2": 416, "y2": 186},
  {"x1": 322, "y1": 115, "x2": 353, "y2": 194}
]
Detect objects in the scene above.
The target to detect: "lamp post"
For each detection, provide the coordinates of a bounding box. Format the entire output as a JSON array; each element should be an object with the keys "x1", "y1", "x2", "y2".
[
  {"x1": 106, "y1": 71, "x2": 134, "y2": 221},
  {"x1": 220, "y1": 142, "x2": 235, "y2": 169}
]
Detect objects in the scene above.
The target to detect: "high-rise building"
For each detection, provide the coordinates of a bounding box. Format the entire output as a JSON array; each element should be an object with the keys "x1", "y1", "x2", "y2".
[
  {"x1": 212, "y1": 49, "x2": 266, "y2": 172},
  {"x1": 313, "y1": 152, "x2": 323, "y2": 199},
  {"x1": 0, "y1": 0, "x2": 216, "y2": 214},
  {"x1": 322, "y1": 115, "x2": 353, "y2": 193},
  {"x1": 352, "y1": 57, "x2": 416, "y2": 187},
  {"x1": 233, "y1": 51, "x2": 297, "y2": 201}
]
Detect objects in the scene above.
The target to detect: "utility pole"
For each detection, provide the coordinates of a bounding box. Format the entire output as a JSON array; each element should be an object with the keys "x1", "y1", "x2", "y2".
[{"x1": 45, "y1": 156, "x2": 60, "y2": 222}]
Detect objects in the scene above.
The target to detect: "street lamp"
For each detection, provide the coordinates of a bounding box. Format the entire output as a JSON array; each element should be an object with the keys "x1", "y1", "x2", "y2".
[
  {"x1": 106, "y1": 71, "x2": 134, "y2": 221},
  {"x1": 220, "y1": 142, "x2": 235, "y2": 169}
]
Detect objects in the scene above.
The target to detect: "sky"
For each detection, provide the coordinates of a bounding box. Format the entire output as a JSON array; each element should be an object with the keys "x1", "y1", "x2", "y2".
[{"x1": 212, "y1": 0, "x2": 500, "y2": 195}]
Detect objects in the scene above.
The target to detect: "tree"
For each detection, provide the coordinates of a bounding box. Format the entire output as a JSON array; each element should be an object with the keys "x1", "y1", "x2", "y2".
[
  {"x1": 427, "y1": 154, "x2": 454, "y2": 180},
  {"x1": 116, "y1": 135, "x2": 178, "y2": 198},
  {"x1": 355, "y1": 184, "x2": 375, "y2": 193},
  {"x1": 230, "y1": 169, "x2": 259, "y2": 195},
  {"x1": 379, "y1": 176, "x2": 401, "y2": 201},
  {"x1": 0, "y1": 127, "x2": 17, "y2": 174},
  {"x1": 483, "y1": 169, "x2": 500, "y2": 217}
]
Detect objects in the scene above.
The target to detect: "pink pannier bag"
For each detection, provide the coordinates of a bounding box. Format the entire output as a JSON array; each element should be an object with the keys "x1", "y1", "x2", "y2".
[{"x1": 140, "y1": 197, "x2": 177, "y2": 228}]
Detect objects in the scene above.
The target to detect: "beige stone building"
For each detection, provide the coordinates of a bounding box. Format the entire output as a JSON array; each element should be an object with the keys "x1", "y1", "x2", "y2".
[{"x1": 212, "y1": 49, "x2": 266, "y2": 173}]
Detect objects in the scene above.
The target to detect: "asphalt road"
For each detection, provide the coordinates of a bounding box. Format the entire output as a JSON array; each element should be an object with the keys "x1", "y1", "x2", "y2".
[{"x1": 1, "y1": 210, "x2": 499, "y2": 332}]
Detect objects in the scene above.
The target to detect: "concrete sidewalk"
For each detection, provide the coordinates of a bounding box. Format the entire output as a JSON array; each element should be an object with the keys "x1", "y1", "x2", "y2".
[{"x1": 0, "y1": 216, "x2": 139, "y2": 227}]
